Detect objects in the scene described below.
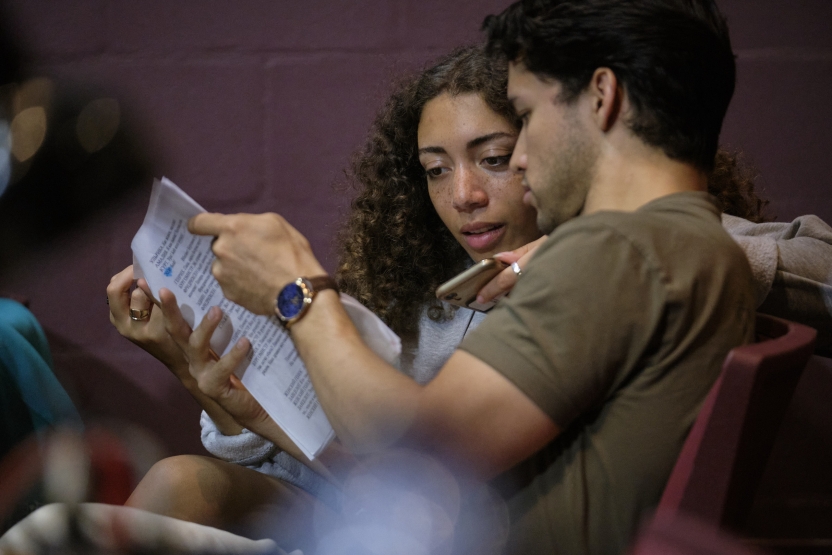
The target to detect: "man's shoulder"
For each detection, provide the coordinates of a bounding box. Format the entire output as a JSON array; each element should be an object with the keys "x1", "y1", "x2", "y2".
[
  {"x1": 540, "y1": 192, "x2": 736, "y2": 259},
  {"x1": 561, "y1": 190, "x2": 719, "y2": 232},
  {"x1": 525, "y1": 191, "x2": 752, "y2": 303}
]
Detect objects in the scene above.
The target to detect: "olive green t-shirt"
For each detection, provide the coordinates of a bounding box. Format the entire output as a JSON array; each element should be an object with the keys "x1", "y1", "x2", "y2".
[{"x1": 460, "y1": 192, "x2": 755, "y2": 555}]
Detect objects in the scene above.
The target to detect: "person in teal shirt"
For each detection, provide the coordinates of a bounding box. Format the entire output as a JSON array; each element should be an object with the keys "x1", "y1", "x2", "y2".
[{"x1": 0, "y1": 298, "x2": 82, "y2": 457}]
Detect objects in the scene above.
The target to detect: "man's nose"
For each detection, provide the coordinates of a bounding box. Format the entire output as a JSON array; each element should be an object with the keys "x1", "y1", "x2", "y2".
[
  {"x1": 510, "y1": 132, "x2": 527, "y2": 174},
  {"x1": 452, "y1": 167, "x2": 488, "y2": 212}
]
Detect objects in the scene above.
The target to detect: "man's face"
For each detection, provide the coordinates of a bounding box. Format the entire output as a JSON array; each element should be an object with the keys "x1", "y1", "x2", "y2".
[{"x1": 507, "y1": 62, "x2": 599, "y2": 234}]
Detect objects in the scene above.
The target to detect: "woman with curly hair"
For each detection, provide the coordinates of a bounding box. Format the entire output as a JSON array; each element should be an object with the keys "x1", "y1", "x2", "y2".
[
  {"x1": 334, "y1": 45, "x2": 542, "y2": 385},
  {"x1": 114, "y1": 45, "x2": 546, "y2": 534},
  {"x1": 336, "y1": 46, "x2": 537, "y2": 337},
  {"x1": 106, "y1": 44, "x2": 831, "y2": 543}
]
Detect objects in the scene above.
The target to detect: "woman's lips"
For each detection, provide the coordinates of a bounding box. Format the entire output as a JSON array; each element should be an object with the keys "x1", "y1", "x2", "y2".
[{"x1": 461, "y1": 223, "x2": 506, "y2": 252}]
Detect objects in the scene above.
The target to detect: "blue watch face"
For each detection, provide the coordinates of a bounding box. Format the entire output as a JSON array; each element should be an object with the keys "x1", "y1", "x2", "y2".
[{"x1": 277, "y1": 282, "x2": 305, "y2": 319}]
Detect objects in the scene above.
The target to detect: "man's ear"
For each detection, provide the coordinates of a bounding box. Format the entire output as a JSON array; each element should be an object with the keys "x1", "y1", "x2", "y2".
[{"x1": 589, "y1": 68, "x2": 621, "y2": 132}]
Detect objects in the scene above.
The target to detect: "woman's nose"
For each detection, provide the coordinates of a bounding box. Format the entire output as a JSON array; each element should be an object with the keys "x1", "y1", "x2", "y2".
[{"x1": 452, "y1": 167, "x2": 488, "y2": 212}]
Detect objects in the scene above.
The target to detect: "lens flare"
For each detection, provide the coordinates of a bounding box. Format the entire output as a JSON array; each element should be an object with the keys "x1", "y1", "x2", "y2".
[{"x1": 10, "y1": 106, "x2": 47, "y2": 162}]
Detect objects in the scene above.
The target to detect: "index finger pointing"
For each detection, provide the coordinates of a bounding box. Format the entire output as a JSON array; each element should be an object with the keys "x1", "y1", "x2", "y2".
[{"x1": 188, "y1": 213, "x2": 227, "y2": 236}]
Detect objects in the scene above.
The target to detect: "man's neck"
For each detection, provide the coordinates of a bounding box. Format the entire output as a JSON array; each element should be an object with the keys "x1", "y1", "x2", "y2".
[{"x1": 582, "y1": 135, "x2": 708, "y2": 216}]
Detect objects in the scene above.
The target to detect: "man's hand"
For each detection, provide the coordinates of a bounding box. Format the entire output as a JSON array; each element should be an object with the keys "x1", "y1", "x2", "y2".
[
  {"x1": 476, "y1": 236, "x2": 547, "y2": 304},
  {"x1": 188, "y1": 213, "x2": 327, "y2": 316}
]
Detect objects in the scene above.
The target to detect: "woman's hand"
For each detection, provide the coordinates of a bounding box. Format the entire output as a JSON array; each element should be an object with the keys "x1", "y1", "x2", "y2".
[
  {"x1": 476, "y1": 235, "x2": 548, "y2": 304},
  {"x1": 156, "y1": 289, "x2": 335, "y2": 465},
  {"x1": 157, "y1": 289, "x2": 271, "y2": 432},
  {"x1": 107, "y1": 265, "x2": 188, "y2": 377},
  {"x1": 108, "y1": 268, "x2": 245, "y2": 435}
]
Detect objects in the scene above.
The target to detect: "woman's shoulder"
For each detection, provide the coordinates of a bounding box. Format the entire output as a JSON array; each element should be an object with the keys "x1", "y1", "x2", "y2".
[{"x1": 400, "y1": 303, "x2": 478, "y2": 385}]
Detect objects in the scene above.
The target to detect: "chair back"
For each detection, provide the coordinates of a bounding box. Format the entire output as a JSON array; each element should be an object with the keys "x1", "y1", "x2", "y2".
[
  {"x1": 657, "y1": 313, "x2": 817, "y2": 529},
  {"x1": 630, "y1": 512, "x2": 771, "y2": 555}
]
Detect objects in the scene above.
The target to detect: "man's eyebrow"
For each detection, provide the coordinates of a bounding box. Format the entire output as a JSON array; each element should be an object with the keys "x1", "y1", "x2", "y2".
[{"x1": 467, "y1": 132, "x2": 516, "y2": 149}]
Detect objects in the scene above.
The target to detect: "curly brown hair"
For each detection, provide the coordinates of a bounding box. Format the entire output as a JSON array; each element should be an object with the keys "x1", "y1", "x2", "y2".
[
  {"x1": 336, "y1": 45, "x2": 517, "y2": 335},
  {"x1": 708, "y1": 148, "x2": 770, "y2": 223},
  {"x1": 336, "y1": 46, "x2": 769, "y2": 335}
]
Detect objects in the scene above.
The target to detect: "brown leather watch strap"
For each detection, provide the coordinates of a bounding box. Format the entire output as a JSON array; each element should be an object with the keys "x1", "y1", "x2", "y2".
[{"x1": 306, "y1": 275, "x2": 339, "y2": 295}]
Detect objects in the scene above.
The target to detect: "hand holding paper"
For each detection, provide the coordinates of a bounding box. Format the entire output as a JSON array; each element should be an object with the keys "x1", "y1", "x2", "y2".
[
  {"x1": 131, "y1": 178, "x2": 401, "y2": 459},
  {"x1": 107, "y1": 265, "x2": 186, "y2": 375}
]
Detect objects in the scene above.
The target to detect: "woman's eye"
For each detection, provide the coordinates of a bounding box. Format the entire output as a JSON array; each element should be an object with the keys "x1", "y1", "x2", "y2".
[
  {"x1": 425, "y1": 167, "x2": 446, "y2": 179},
  {"x1": 482, "y1": 155, "x2": 511, "y2": 168}
]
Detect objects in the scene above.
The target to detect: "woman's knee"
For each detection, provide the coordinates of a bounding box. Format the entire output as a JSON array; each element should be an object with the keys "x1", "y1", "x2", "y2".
[
  {"x1": 137, "y1": 455, "x2": 215, "y2": 492},
  {"x1": 125, "y1": 455, "x2": 228, "y2": 521}
]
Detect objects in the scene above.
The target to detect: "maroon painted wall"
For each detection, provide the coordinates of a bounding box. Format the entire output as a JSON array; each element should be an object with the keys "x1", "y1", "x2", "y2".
[
  {"x1": 1, "y1": 1, "x2": 830, "y2": 529},
  {"x1": 719, "y1": 0, "x2": 832, "y2": 225},
  {"x1": 0, "y1": 0, "x2": 518, "y2": 458}
]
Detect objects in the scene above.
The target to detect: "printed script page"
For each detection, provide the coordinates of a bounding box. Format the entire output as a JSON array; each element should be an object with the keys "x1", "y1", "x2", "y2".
[{"x1": 131, "y1": 178, "x2": 400, "y2": 459}]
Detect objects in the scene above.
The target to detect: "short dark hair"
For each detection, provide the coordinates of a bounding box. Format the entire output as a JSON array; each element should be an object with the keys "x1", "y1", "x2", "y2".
[{"x1": 483, "y1": 0, "x2": 736, "y2": 171}]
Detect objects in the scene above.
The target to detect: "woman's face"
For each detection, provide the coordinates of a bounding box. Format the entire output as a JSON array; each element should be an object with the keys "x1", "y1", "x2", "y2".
[{"x1": 418, "y1": 92, "x2": 541, "y2": 262}]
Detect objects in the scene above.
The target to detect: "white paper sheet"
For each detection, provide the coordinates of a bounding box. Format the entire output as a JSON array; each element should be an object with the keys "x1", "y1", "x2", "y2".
[{"x1": 131, "y1": 177, "x2": 400, "y2": 459}]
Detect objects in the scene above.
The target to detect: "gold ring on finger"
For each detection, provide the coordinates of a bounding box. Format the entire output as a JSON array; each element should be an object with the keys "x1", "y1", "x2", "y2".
[{"x1": 129, "y1": 308, "x2": 150, "y2": 321}]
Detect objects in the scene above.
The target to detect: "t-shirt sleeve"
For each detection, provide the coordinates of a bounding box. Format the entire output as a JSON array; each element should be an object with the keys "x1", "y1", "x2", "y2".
[{"x1": 459, "y1": 224, "x2": 667, "y2": 428}]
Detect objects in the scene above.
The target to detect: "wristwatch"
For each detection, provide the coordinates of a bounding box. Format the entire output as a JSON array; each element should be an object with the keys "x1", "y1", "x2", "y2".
[{"x1": 274, "y1": 275, "x2": 339, "y2": 328}]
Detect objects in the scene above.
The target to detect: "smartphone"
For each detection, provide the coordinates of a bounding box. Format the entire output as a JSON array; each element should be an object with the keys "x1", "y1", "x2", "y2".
[{"x1": 435, "y1": 258, "x2": 507, "y2": 312}]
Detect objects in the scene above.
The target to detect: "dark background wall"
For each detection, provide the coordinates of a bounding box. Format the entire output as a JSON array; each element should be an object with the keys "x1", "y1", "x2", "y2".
[
  {"x1": 0, "y1": 0, "x2": 521, "y2": 457},
  {"x1": 0, "y1": 0, "x2": 830, "y2": 527}
]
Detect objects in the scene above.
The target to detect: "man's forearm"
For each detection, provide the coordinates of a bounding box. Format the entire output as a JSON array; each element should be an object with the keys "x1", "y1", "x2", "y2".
[
  {"x1": 286, "y1": 290, "x2": 560, "y2": 480},
  {"x1": 289, "y1": 290, "x2": 423, "y2": 453}
]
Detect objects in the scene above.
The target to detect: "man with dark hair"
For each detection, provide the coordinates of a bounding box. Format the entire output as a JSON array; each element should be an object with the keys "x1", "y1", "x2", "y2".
[
  {"x1": 160, "y1": 0, "x2": 755, "y2": 553},
  {"x1": 483, "y1": 0, "x2": 735, "y2": 173}
]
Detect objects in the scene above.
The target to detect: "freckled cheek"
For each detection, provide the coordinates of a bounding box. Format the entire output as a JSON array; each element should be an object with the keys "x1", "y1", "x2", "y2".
[
  {"x1": 480, "y1": 173, "x2": 524, "y2": 206},
  {"x1": 428, "y1": 185, "x2": 457, "y2": 226}
]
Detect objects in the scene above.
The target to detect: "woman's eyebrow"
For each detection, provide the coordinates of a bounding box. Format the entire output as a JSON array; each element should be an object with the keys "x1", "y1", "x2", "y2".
[
  {"x1": 467, "y1": 132, "x2": 516, "y2": 149},
  {"x1": 418, "y1": 132, "x2": 515, "y2": 155},
  {"x1": 418, "y1": 146, "x2": 447, "y2": 155}
]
